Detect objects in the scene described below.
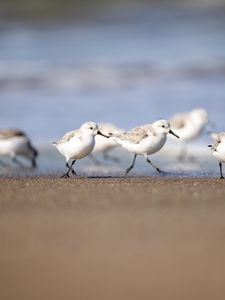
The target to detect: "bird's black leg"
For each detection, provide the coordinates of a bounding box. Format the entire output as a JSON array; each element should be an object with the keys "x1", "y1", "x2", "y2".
[
  {"x1": 178, "y1": 144, "x2": 187, "y2": 162},
  {"x1": 0, "y1": 159, "x2": 8, "y2": 167},
  {"x1": 61, "y1": 162, "x2": 71, "y2": 178},
  {"x1": 69, "y1": 160, "x2": 77, "y2": 176},
  {"x1": 178, "y1": 144, "x2": 196, "y2": 162},
  {"x1": 146, "y1": 157, "x2": 165, "y2": 174},
  {"x1": 125, "y1": 154, "x2": 137, "y2": 175},
  {"x1": 61, "y1": 160, "x2": 77, "y2": 178},
  {"x1": 219, "y1": 162, "x2": 224, "y2": 179},
  {"x1": 103, "y1": 151, "x2": 120, "y2": 163},
  {"x1": 31, "y1": 158, "x2": 37, "y2": 168},
  {"x1": 89, "y1": 153, "x2": 102, "y2": 165},
  {"x1": 12, "y1": 157, "x2": 26, "y2": 168}
]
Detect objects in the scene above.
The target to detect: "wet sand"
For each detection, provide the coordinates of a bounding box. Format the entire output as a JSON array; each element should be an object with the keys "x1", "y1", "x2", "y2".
[{"x1": 1, "y1": 177, "x2": 225, "y2": 300}]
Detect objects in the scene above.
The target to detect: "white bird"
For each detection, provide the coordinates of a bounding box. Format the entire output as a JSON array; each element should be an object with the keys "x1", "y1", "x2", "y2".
[
  {"x1": 90, "y1": 122, "x2": 124, "y2": 164},
  {"x1": 52, "y1": 122, "x2": 109, "y2": 178},
  {"x1": 170, "y1": 108, "x2": 208, "y2": 160},
  {"x1": 111, "y1": 120, "x2": 179, "y2": 175},
  {"x1": 0, "y1": 128, "x2": 38, "y2": 168},
  {"x1": 208, "y1": 132, "x2": 225, "y2": 179}
]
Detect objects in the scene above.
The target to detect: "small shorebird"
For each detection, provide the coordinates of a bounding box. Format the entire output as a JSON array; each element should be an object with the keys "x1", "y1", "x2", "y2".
[
  {"x1": 208, "y1": 132, "x2": 225, "y2": 179},
  {"x1": 53, "y1": 122, "x2": 109, "y2": 178},
  {"x1": 90, "y1": 122, "x2": 124, "y2": 164},
  {"x1": 0, "y1": 128, "x2": 38, "y2": 168},
  {"x1": 170, "y1": 108, "x2": 208, "y2": 160},
  {"x1": 111, "y1": 119, "x2": 179, "y2": 175}
]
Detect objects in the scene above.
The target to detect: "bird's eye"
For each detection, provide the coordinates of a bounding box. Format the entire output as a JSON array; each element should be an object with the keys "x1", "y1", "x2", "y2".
[
  {"x1": 162, "y1": 125, "x2": 165, "y2": 128},
  {"x1": 90, "y1": 127, "x2": 93, "y2": 130}
]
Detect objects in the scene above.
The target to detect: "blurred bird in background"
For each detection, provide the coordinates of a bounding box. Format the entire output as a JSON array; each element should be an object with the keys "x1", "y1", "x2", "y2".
[
  {"x1": 170, "y1": 108, "x2": 208, "y2": 161},
  {"x1": 0, "y1": 128, "x2": 38, "y2": 169},
  {"x1": 90, "y1": 122, "x2": 125, "y2": 165}
]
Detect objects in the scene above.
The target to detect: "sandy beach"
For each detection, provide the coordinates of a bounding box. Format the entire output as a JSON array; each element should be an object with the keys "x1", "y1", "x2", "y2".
[
  {"x1": 1, "y1": 176, "x2": 225, "y2": 300},
  {"x1": 1, "y1": 0, "x2": 225, "y2": 298}
]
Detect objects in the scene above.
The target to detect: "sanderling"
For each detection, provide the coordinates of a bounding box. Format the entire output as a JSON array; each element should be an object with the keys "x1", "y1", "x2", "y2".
[
  {"x1": 90, "y1": 122, "x2": 124, "y2": 164},
  {"x1": 52, "y1": 122, "x2": 109, "y2": 178},
  {"x1": 170, "y1": 108, "x2": 208, "y2": 160},
  {"x1": 111, "y1": 120, "x2": 179, "y2": 175},
  {"x1": 208, "y1": 132, "x2": 225, "y2": 179},
  {"x1": 0, "y1": 128, "x2": 38, "y2": 168}
]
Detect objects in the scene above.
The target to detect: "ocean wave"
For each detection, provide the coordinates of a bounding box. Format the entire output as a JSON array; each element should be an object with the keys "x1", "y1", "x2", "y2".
[{"x1": 0, "y1": 62, "x2": 225, "y2": 91}]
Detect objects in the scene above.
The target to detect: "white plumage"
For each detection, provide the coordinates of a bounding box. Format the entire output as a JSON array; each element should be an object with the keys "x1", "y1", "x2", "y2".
[
  {"x1": 0, "y1": 128, "x2": 38, "y2": 168},
  {"x1": 111, "y1": 120, "x2": 179, "y2": 175},
  {"x1": 53, "y1": 122, "x2": 108, "y2": 177}
]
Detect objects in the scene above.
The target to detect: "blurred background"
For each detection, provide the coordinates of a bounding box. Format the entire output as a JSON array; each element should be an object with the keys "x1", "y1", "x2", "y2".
[{"x1": 0, "y1": 0, "x2": 225, "y2": 174}]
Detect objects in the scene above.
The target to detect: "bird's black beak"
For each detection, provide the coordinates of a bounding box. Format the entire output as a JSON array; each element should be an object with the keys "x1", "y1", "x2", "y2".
[
  {"x1": 97, "y1": 131, "x2": 109, "y2": 138},
  {"x1": 169, "y1": 129, "x2": 179, "y2": 139}
]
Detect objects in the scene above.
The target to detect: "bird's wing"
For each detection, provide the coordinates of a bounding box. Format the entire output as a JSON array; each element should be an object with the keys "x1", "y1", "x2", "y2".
[
  {"x1": 114, "y1": 125, "x2": 150, "y2": 144},
  {"x1": 0, "y1": 128, "x2": 26, "y2": 139},
  {"x1": 170, "y1": 113, "x2": 189, "y2": 129},
  {"x1": 54, "y1": 129, "x2": 80, "y2": 145},
  {"x1": 213, "y1": 132, "x2": 225, "y2": 149}
]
